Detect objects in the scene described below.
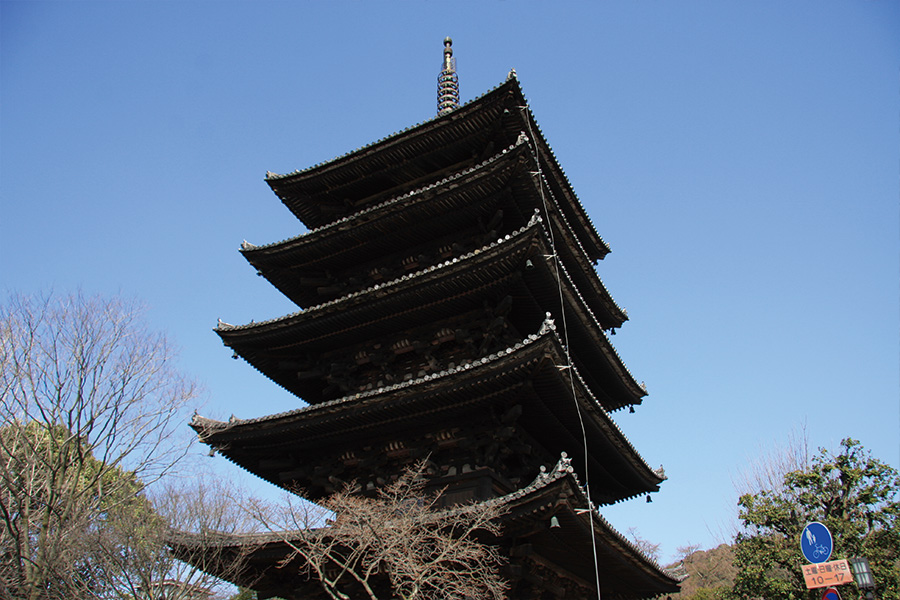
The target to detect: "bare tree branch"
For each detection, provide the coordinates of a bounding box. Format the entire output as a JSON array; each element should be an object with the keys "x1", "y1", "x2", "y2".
[
  {"x1": 0, "y1": 291, "x2": 202, "y2": 599},
  {"x1": 245, "y1": 462, "x2": 507, "y2": 600}
]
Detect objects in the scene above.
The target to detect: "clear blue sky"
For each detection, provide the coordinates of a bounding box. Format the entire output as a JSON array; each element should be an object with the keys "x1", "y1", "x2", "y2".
[{"x1": 2, "y1": 1, "x2": 898, "y2": 564}]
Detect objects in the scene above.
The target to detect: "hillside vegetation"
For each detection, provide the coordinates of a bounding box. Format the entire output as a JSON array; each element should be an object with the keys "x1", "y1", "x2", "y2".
[{"x1": 667, "y1": 544, "x2": 737, "y2": 600}]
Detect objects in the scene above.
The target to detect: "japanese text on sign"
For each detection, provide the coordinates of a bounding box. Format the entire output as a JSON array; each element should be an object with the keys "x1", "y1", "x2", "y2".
[{"x1": 803, "y1": 559, "x2": 851, "y2": 589}]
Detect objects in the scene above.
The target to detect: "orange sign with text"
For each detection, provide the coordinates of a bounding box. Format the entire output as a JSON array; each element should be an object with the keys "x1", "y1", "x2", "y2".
[{"x1": 803, "y1": 559, "x2": 852, "y2": 589}]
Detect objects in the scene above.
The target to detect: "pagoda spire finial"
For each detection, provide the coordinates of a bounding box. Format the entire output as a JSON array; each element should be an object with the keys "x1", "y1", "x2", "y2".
[{"x1": 437, "y1": 37, "x2": 459, "y2": 115}]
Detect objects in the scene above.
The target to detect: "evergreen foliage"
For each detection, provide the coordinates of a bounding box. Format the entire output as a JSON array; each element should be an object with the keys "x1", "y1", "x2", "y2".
[
  {"x1": 0, "y1": 421, "x2": 155, "y2": 597},
  {"x1": 733, "y1": 438, "x2": 899, "y2": 600}
]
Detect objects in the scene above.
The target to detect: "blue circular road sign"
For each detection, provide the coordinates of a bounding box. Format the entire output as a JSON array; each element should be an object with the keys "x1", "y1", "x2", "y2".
[{"x1": 801, "y1": 522, "x2": 833, "y2": 563}]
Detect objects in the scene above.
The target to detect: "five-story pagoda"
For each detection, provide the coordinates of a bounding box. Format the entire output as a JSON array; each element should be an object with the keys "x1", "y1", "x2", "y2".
[{"x1": 180, "y1": 39, "x2": 680, "y2": 599}]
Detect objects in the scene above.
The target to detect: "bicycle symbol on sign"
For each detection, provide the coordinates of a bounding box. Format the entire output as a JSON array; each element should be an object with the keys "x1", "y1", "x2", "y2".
[{"x1": 802, "y1": 522, "x2": 834, "y2": 564}]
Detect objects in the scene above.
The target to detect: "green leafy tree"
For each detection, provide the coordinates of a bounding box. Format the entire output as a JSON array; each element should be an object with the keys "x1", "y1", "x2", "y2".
[
  {"x1": 0, "y1": 420, "x2": 151, "y2": 597},
  {"x1": 733, "y1": 438, "x2": 900, "y2": 600}
]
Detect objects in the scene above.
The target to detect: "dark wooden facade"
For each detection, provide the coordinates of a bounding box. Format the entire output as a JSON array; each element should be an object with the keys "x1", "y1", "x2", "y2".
[{"x1": 184, "y1": 74, "x2": 679, "y2": 599}]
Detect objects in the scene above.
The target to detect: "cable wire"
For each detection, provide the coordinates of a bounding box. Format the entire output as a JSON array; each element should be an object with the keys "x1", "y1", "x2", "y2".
[{"x1": 519, "y1": 106, "x2": 603, "y2": 599}]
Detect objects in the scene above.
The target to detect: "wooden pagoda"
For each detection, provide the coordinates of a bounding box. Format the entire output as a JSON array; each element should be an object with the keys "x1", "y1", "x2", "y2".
[{"x1": 180, "y1": 40, "x2": 680, "y2": 599}]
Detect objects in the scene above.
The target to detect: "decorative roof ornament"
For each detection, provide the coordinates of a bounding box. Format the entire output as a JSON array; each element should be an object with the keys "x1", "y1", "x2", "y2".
[{"x1": 437, "y1": 37, "x2": 459, "y2": 115}]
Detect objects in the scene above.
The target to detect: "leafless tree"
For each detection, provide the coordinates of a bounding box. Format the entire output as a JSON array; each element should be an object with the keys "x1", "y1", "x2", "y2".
[
  {"x1": 0, "y1": 291, "x2": 199, "y2": 599},
  {"x1": 101, "y1": 474, "x2": 259, "y2": 600},
  {"x1": 733, "y1": 423, "x2": 810, "y2": 498},
  {"x1": 699, "y1": 422, "x2": 814, "y2": 544},
  {"x1": 675, "y1": 542, "x2": 702, "y2": 563},
  {"x1": 625, "y1": 527, "x2": 662, "y2": 564},
  {"x1": 245, "y1": 462, "x2": 508, "y2": 600}
]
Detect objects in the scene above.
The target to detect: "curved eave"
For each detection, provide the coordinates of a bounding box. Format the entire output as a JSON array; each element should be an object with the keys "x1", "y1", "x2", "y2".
[
  {"x1": 521, "y1": 237, "x2": 646, "y2": 406},
  {"x1": 524, "y1": 331, "x2": 662, "y2": 499},
  {"x1": 499, "y1": 468, "x2": 680, "y2": 596},
  {"x1": 557, "y1": 258, "x2": 646, "y2": 404},
  {"x1": 248, "y1": 140, "x2": 528, "y2": 259},
  {"x1": 265, "y1": 79, "x2": 521, "y2": 229},
  {"x1": 247, "y1": 140, "x2": 627, "y2": 327},
  {"x1": 500, "y1": 96, "x2": 611, "y2": 263},
  {"x1": 265, "y1": 77, "x2": 609, "y2": 262},
  {"x1": 217, "y1": 217, "x2": 541, "y2": 351},
  {"x1": 265, "y1": 79, "x2": 518, "y2": 184},
  {"x1": 219, "y1": 218, "x2": 644, "y2": 409},
  {"x1": 244, "y1": 140, "x2": 531, "y2": 308},
  {"x1": 196, "y1": 320, "x2": 561, "y2": 437},
  {"x1": 511, "y1": 150, "x2": 627, "y2": 328},
  {"x1": 195, "y1": 323, "x2": 663, "y2": 505},
  {"x1": 170, "y1": 467, "x2": 677, "y2": 599}
]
